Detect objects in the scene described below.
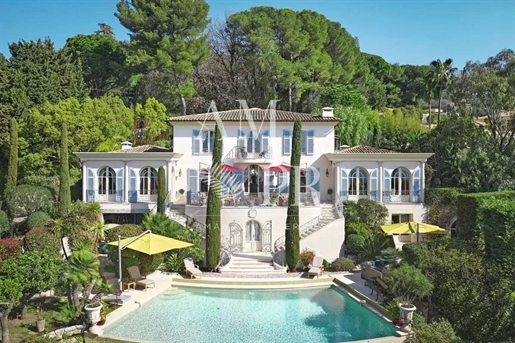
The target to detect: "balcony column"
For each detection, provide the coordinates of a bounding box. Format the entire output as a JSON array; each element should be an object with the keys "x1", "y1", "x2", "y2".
[
  {"x1": 378, "y1": 162, "x2": 383, "y2": 203},
  {"x1": 166, "y1": 161, "x2": 173, "y2": 202},
  {"x1": 420, "y1": 161, "x2": 425, "y2": 203},
  {"x1": 124, "y1": 162, "x2": 129, "y2": 203},
  {"x1": 82, "y1": 164, "x2": 87, "y2": 202},
  {"x1": 335, "y1": 162, "x2": 340, "y2": 202}
]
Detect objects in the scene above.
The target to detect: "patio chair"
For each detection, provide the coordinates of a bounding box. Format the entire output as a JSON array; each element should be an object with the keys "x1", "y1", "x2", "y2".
[
  {"x1": 308, "y1": 256, "x2": 325, "y2": 279},
  {"x1": 126, "y1": 266, "x2": 156, "y2": 291},
  {"x1": 183, "y1": 258, "x2": 202, "y2": 279}
]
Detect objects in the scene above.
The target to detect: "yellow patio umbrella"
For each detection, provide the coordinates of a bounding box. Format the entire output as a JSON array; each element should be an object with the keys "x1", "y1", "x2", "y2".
[
  {"x1": 107, "y1": 232, "x2": 193, "y2": 255},
  {"x1": 380, "y1": 222, "x2": 447, "y2": 235},
  {"x1": 107, "y1": 230, "x2": 193, "y2": 291}
]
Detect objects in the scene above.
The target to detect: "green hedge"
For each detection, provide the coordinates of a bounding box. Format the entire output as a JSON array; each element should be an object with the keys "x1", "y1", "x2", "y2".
[
  {"x1": 480, "y1": 199, "x2": 515, "y2": 278},
  {"x1": 24, "y1": 227, "x2": 61, "y2": 257},
  {"x1": 27, "y1": 211, "x2": 51, "y2": 229},
  {"x1": 456, "y1": 191, "x2": 515, "y2": 246},
  {"x1": 0, "y1": 210, "x2": 9, "y2": 237},
  {"x1": 424, "y1": 188, "x2": 461, "y2": 207}
]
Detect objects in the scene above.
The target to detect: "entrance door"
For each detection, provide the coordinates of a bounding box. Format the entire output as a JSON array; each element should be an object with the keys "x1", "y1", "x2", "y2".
[{"x1": 244, "y1": 220, "x2": 262, "y2": 251}]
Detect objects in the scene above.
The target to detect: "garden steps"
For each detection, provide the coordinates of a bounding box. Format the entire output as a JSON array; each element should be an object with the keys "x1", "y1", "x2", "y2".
[
  {"x1": 167, "y1": 204, "x2": 187, "y2": 227},
  {"x1": 276, "y1": 203, "x2": 340, "y2": 251},
  {"x1": 222, "y1": 253, "x2": 285, "y2": 274}
]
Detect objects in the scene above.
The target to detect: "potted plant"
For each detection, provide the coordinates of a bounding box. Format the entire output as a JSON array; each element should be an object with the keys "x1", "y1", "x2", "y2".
[
  {"x1": 97, "y1": 300, "x2": 108, "y2": 326},
  {"x1": 84, "y1": 293, "x2": 103, "y2": 326},
  {"x1": 238, "y1": 146, "x2": 247, "y2": 158},
  {"x1": 383, "y1": 264, "x2": 433, "y2": 326},
  {"x1": 35, "y1": 306, "x2": 46, "y2": 333}
]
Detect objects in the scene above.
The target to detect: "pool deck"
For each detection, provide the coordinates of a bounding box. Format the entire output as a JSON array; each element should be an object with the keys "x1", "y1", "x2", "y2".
[{"x1": 98, "y1": 270, "x2": 406, "y2": 343}]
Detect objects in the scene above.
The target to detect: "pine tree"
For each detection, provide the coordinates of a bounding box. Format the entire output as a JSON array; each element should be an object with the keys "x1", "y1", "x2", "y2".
[
  {"x1": 58, "y1": 122, "x2": 71, "y2": 216},
  {"x1": 157, "y1": 166, "x2": 166, "y2": 214},
  {"x1": 285, "y1": 119, "x2": 302, "y2": 271},
  {"x1": 205, "y1": 125, "x2": 222, "y2": 270},
  {"x1": 115, "y1": 0, "x2": 210, "y2": 114},
  {"x1": 3, "y1": 118, "x2": 18, "y2": 207}
]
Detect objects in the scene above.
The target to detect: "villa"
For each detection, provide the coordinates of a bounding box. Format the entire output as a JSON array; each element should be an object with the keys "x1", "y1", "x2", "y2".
[{"x1": 75, "y1": 106, "x2": 433, "y2": 263}]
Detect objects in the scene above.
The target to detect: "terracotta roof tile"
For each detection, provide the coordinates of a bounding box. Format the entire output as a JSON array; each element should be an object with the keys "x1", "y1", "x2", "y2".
[
  {"x1": 337, "y1": 146, "x2": 396, "y2": 154},
  {"x1": 168, "y1": 108, "x2": 340, "y2": 122},
  {"x1": 111, "y1": 145, "x2": 172, "y2": 153}
]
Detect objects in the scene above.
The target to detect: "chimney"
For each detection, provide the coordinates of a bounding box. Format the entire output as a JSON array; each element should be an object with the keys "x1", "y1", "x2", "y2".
[
  {"x1": 120, "y1": 141, "x2": 133, "y2": 150},
  {"x1": 321, "y1": 107, "x2": 334, "y2": 117}
]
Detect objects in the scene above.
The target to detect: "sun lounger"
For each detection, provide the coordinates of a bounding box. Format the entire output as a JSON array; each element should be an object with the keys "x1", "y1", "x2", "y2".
[
  {"x1": 308, "y1": 256, "x2": 325, "y2": 279},
  {"x1": 183, "y1": 258, "x2": 202, "y2": 279},
  {"x1": 103, "y1": 293, "x2": 131, "y2": 305},
  {"x1": 126, "y1": 266, "x2": 156, "y2": 291}
]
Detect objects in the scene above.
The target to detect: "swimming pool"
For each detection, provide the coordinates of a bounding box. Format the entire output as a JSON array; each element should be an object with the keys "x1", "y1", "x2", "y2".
[{"x1": 103, "y1": 286, "x2": 397, "y2": 343}]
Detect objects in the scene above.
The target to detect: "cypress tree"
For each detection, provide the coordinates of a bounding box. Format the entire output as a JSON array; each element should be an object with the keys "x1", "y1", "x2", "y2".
[
  {"x1": 157, "y1": 166, "x2": 166, "y2": 213},
  {"x1": 4, "y1": 118, "x2": 18, "y2": 206},
  {"x1": 58, "y1": 122, "x2": 71, "y2": 216},
  {"x1": 205, "y1": 125, "x2": 222, "y2": 270},
  {"x1": 285, "y1": 119, "x2": 302, "y2": 271}
]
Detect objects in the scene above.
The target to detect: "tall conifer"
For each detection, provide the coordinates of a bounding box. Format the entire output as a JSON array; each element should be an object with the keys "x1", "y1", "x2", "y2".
[
  {"x1": 285, "y1": 120, "x2": 302, "y2": 271},
  {"x1": 157, "y1": 166, "x2": 166, "y2": 213},
  {"x1": 4, "y1": 118, "x2": 18, "y2": 207},
  {"x1": 205, "y1": 125, "x2": 222, "y2": 270},
  {"x1": 58, "y1": 122, "x2": 71, "y2": 216}
]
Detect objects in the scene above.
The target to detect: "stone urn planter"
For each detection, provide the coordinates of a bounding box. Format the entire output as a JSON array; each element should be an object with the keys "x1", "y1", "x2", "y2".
[
  {"x1": 398, "y1": 303, "x2": 417, "y2": 324},
  {"x1": 84, "y1": 303, "x2": 103, "y2": 326}
]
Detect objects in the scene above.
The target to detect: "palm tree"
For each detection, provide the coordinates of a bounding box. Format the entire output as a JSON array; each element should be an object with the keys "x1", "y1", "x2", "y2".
[
  {"x1": 64, "y1": 247, "x2": 100, "y2": 316},
  {"x1": 430, "y1": 58, "x2": 457, "y2": 125},
  {"x1": 95, "y1": 23, "x2": 115, "y2": 37},
  {"x1": 141, "y1": 213, "x2": 181, "y2": 238}
]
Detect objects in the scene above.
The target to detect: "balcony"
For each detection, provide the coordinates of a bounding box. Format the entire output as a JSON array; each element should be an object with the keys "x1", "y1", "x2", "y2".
[
  {"x1": 85, "y1": 189, "x2": 157, "y2": 203},
  {"x1": 224, "y1": 146, "x2": 273, "y2": 166},
  {"x1": 339, "y1": 190, "x2": 421, "y2": 204},
  {"x1": 187, "y1": 191, "x2": 320, "y2": 207}
]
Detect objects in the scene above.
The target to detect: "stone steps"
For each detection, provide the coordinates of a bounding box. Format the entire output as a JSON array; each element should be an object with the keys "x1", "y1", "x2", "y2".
[{"x1": 222, "y1": 253, "x2": 285, "y2": 274}]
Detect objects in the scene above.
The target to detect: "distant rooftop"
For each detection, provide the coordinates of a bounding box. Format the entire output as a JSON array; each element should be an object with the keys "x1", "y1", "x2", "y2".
[
  {"x1": 336, "y1": 145, "x2": 396, "y2": 154},
  {"x1": 168, "y1": 108, "x2": 340, "y2": 123},
  {"x1": 111, "y1": 145, "x2": 172, "y2": 153}
]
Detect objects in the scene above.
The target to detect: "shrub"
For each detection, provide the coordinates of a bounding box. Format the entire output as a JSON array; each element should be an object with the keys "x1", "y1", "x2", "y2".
[
  {"x1": 164, "y1": 253, "x2": 184, "y2": 273},
  {"x1": 405, "y1": 318, "x2": 461, "y2": 343},
  {"x1": 27, "y1": 211, "x2": 51, "y2": 229},
  {"x1": 300, "y1": 248, "x2": 315, "y2": 266},
  {"x1": 0, "y1": 238, "x2": 23, "y2": 261},
  {"x1": 0, "y1": 210, "x2": 10, "y2": 237},
  {"x1": 24, "y1": 227, "x2": 61, "y2": 257},
  {"x1": 6, "y1": 185, "x2": 54, "y2": 217},
  {"x1": 346, "y1": 234, "x2": 366, "y2": 254},
  {"x1": 328, "y1": 257, "x2": 355, "y2": 272},
  {"x1": 346, "y1": 222, "x2": 371, "y2": 236},
  {"x1": 384, "y1": 298, "x2": 401, "y2": 320},
  {"x1": 383, "y1": 264, "x2": 433, "y2": 305}
]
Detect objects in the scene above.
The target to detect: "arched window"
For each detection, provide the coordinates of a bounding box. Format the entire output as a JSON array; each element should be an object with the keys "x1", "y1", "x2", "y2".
[
  {"x1": 98, "y1": 167, "x2": 116, "y2": 195},
  {"x1": 140, "y1": 167, "x2": 158, "y2": 195},
  {"x1": 349, "y1": 168, "x2": 368, "y2": 196},
  {"x1": 391, "y1": 168, "x2": 410, "y2": 196}
]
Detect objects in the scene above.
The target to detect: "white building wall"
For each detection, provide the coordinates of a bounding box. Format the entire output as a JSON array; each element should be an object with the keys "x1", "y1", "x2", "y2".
[
  {"x1": 172, "y1": 122, "x2": 336, "y2": 202},
  {"x1": 300, "y1": 218, "x2": 345, "y2": 262}
]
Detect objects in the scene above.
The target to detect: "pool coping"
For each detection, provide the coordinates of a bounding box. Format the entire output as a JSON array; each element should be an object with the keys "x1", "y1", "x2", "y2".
[{"x1": 98, "y1": 275, "x2": 406, "y2": 343}]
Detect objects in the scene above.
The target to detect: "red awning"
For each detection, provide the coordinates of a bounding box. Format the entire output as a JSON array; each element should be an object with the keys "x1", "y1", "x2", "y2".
[
  {"x1": 266, "y1": 164, "x2": 291, "y2": 172},
  {"x1": 203, "y1": 164, "x2": 243, "y2": 172}
]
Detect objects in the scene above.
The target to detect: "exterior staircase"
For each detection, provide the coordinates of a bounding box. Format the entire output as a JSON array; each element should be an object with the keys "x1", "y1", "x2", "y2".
[
  {"x1": 274, "y1": 203, "x2": 340, "y2": 252},
  {"x1": 167, "y1": 204, "x2": 187, "y2": 227},
  {"x1": 221, "y1": 252, "x2": 285, "y2": 274}
]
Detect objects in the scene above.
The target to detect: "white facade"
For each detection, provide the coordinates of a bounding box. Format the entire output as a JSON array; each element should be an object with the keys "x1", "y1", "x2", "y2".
[{"x1": 75, "y1": 108, "x2": 433, "y2": 260}]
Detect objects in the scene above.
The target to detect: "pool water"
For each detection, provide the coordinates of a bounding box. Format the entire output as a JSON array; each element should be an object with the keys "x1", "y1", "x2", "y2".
[{"x1": 104, "y1": 286, "x2": 397, "y2": 343}]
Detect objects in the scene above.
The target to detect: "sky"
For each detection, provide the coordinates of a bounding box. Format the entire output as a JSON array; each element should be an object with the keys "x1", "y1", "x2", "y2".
[{"x1": 0, "y1": 0, "x2": 514, "y2": 69}]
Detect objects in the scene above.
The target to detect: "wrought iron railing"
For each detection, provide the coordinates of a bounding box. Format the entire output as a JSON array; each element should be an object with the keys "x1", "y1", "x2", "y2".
[
  {"x1": 187, "y1": 191, "x2": 320, "y2": 207},
  {"x1": 86, "y1": 189, "x2": 123, "y2": 203},
  {"x1": 227, "y1": 145, "x2": 273, "y2": 160}
]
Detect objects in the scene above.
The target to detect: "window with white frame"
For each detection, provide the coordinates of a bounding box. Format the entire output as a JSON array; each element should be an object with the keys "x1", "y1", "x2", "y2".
[
  {"x1": 202, "y1": 130, "x2": 215, "y2": 153},
  {"x1": 391, "y1": 168, "x2": 410, "y2": 195},
  {"x1": 140, "y1": 167, "x2": 158, "y2": 195},
  {"x1": 98, "y1": 167, "x2": 116, "y2": 195},
  {"x1": 349, "y1": 168, "x2": 368, "y2": 195},
  {"x1": 301, "y1": 130, "x2": 315, "y2": 155}
]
